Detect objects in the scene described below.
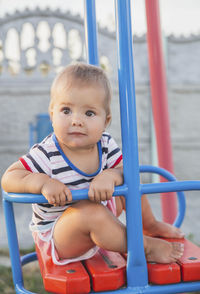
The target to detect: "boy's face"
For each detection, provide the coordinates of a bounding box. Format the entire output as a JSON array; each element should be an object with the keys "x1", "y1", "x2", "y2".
[{"x1": 50, "y1": 84, "x2": 111, "y2": 151}]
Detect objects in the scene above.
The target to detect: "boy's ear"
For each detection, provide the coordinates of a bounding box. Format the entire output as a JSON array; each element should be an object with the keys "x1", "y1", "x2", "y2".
[
  {"x1": 48, "y1": 104, "x2": 53, "y2": 122},
  {"x1": 49, "y1": 111, "x2": 53, "y2": 122},
  {"x1": 105, "y1": 114, "x2": 112, "y2": 128}
]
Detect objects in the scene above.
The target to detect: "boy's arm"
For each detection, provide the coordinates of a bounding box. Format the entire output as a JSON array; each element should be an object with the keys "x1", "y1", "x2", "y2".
[
  {"x1": 1, "y1": 161, "x2": 72, "y2": 205},
  {"x1": 1, "y1": 161, "x2": 50, "y2": 194}
]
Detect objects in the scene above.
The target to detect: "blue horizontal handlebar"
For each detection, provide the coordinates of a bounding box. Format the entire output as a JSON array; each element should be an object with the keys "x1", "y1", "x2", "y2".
[
  {"x1": 3, "y1": 184, "x2": 128, "y2": 204},
  {"x1": 141, "y1": 180, "x2": 200, "y2": 194}
]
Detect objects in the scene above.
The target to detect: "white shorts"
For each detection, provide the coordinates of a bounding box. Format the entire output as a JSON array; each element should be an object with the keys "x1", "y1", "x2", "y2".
[{"x1": 32, "y1": 217, "x2": 99, "y2": 265}]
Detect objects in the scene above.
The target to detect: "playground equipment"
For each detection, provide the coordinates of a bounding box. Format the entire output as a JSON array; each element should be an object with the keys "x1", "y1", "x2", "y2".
[
  {"x1": 2, "y1": 0, "x2": 200, "y2": 293},
  {"x1": 145, "y1": 0, "x2": 177, "y2": 223}
]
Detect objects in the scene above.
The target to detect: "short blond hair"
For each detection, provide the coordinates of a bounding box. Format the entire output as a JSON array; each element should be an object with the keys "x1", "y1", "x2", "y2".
[{"x1": 50, "y1": 63, "x2": 112, "y2": 115}]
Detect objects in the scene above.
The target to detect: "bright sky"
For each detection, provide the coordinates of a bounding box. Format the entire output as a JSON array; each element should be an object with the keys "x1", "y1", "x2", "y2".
[{"x1": 1, "y1": 0, "x2": 200, "y2": 36}]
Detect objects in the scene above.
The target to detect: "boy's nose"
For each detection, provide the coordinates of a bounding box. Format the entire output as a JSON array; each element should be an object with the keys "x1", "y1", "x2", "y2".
[
  {"x1": 72, "y1": 121, "x2": 83, "y2": 126},
  {"x1": 71, "y1": 115, "x2": 83, "y2": 126}
]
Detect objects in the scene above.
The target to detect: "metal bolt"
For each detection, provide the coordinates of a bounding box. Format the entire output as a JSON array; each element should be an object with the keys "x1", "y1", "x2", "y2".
[
  {"x1": 66, "y1": 269, "x2": 76, "y2": 273},
  {"x1": 188, "y1": 257, "x2": 197, "y2": 260}
]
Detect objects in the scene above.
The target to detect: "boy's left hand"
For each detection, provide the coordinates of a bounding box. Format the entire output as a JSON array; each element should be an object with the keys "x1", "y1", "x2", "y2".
[{"x1": 88, "y1": 167, "x2": 123, "y2": 202}]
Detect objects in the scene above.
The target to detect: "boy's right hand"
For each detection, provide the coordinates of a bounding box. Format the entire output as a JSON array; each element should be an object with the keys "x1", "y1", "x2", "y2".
[{"x1": 41, "y1": 178, "x2": 72, "y2": 206}]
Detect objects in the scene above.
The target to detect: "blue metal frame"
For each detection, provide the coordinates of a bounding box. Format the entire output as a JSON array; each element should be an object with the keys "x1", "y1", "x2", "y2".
[
  {"x1": 115, "y1": 0, "x2": 147, "y2": 287},
  {"x1": 2, "y1": 0, "x2": 200, "y2": 293},
  {"x1": 84, "y1": 0, "x2": 99, "y2": 65},
  {"x1": 2, "y1": 171, "x2": 200, "y2": 294}
]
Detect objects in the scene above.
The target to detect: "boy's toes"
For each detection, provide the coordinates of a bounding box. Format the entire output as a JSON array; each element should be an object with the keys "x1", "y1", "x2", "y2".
[
  {"x1": 173, "y1": 228, "x2": 185, "y2": 238},
  {"x1": 171, "y1": 242, "x2": 184, "y2": 259}
]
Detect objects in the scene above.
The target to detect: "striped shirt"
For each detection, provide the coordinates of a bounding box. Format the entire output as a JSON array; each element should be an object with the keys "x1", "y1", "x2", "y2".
[{"x1": 20, "y1": 132, "x2": 122, "y2": 232}]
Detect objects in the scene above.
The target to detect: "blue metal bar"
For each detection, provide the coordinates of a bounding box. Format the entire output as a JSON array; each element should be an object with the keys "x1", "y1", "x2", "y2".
[
  {"x1": 2, "y1": 199, "x2": 24, "y2": 289},
  {"x1": 15, "y1": 284, "x2": 36, "y2": 294},
  {"x1": 141, "y1": 180, "x2": 200, "y2": 194},
  {"x1": 140, "y1": 165, "x2": 186, "y2": 227},
  {"x1": 92, "y1": 280, "x2": 200, "y2": 293},
  {"x1": 21, "y1": 252, "x2": 37, "y2": 266},
  {"x1": 2, "y1": 184, "x2": 128, "y2": 203},
  {"x1": 3, "y1": 198, "x2": 38, "y2": 293},
  {"x1": 114, "y1": 0, "x2": 148, "y2": 288},
  {"x1": 84, "y1": 0, "x2": 99, "y2": 65}
]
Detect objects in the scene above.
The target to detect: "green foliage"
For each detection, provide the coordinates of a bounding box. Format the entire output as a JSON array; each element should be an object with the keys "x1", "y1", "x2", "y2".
[
  {"x1": 186, "y1": 233, "x2": 200, "y2": 246},
  {"x1": 0, "y1": 263, "x2": 50, "y2": 294},
  {"x1": 0, "y1": 266, "x2": 15, "y2": 294}
]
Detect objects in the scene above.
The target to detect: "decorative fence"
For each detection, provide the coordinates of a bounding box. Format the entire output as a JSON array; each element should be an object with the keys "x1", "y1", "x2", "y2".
[{"x1": 1, "y1": 8, "x2": 200, "y2": 185}]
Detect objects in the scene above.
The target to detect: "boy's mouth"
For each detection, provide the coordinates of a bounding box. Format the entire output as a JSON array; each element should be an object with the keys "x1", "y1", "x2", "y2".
[{"x1": 68, "y1": 132, "x2": 86, "y2": 136}]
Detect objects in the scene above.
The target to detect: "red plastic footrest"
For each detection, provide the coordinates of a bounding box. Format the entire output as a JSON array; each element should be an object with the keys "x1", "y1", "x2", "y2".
[
  {"x1": 147, "y1": 262, "x2": 181, "y2": 285},
  {"x1": 123, "y1": 252, "x2": 181, "y2": 285},
  {"x1": 148, "y1": 237, "x2": 200, "y2": 284},
  {"x1": 84, "y1": 249, "x2": 126, "y2": 292},
  {"x1": 178, "y1": 238, "x2": 200, "y2": 282}
]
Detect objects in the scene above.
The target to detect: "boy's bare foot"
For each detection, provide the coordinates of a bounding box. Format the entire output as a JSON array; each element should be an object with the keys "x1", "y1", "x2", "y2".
[
  {"x1": 144, "y1": 220, "x2": 185, "y2": 239},
  {"x1": 144, "y1": 236, "x2": 184, "y2": 264}
]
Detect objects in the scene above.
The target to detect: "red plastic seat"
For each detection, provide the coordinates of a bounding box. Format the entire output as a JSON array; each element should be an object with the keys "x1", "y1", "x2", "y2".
[
  {"x1": 36, "y1": 238, "x2": 200, "y2": 293},
  {"x1": 84, "y1": 249, "x2": 126, "y2": 292}
]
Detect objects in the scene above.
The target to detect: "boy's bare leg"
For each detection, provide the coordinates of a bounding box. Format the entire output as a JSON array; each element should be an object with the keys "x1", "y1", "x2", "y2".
[
  {"x1": 53, "y1": 200, "x2": 127, "y2": 259},
  {"x1": 141, "y1": 195, "x2": 185, "y2": 238},
  {"x1": 53, "y1": 200, "x2": 184, "y2": 264},
  {"x1": 116, "y1": 195, "x2": 184, "y2": 238}
]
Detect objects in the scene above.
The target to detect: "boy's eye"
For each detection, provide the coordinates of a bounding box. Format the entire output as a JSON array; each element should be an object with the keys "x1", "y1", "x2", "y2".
[
  {"x1": 62, "y1": 107, "x2": 71, "y2": 115},
  {"x1": 85, "y1": 110, "x2": 95, "y2": 117}
]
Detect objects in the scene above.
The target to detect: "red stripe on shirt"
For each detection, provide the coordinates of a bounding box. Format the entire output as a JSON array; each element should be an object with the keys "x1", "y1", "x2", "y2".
[
  {"x1": 19, "y1": 157, "x2": 33, "y2": 172},
  {"x1": 110, "y1": 154, "x2": 122, "y2": 168}
]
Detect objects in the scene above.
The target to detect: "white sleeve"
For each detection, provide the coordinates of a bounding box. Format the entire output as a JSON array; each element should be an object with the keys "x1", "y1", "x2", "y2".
[
  {"x1": 104, "y1": 134, "x2": 122, "y2": 168},
  {"x1": 19, "y1": 144, "x2": 51, "y2": 176}
]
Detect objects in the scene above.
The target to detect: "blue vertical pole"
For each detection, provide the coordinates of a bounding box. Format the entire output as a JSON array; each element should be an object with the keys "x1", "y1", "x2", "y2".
[
  {"x1": 2, "y1": 199, "x2": 24, "y2": 290},
  {"x1": 84, "y1": 0, "x2": 99, "y2": 65},
  {"x1": 115, "y1": 0, "x2": 148, "y2": 287}
]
